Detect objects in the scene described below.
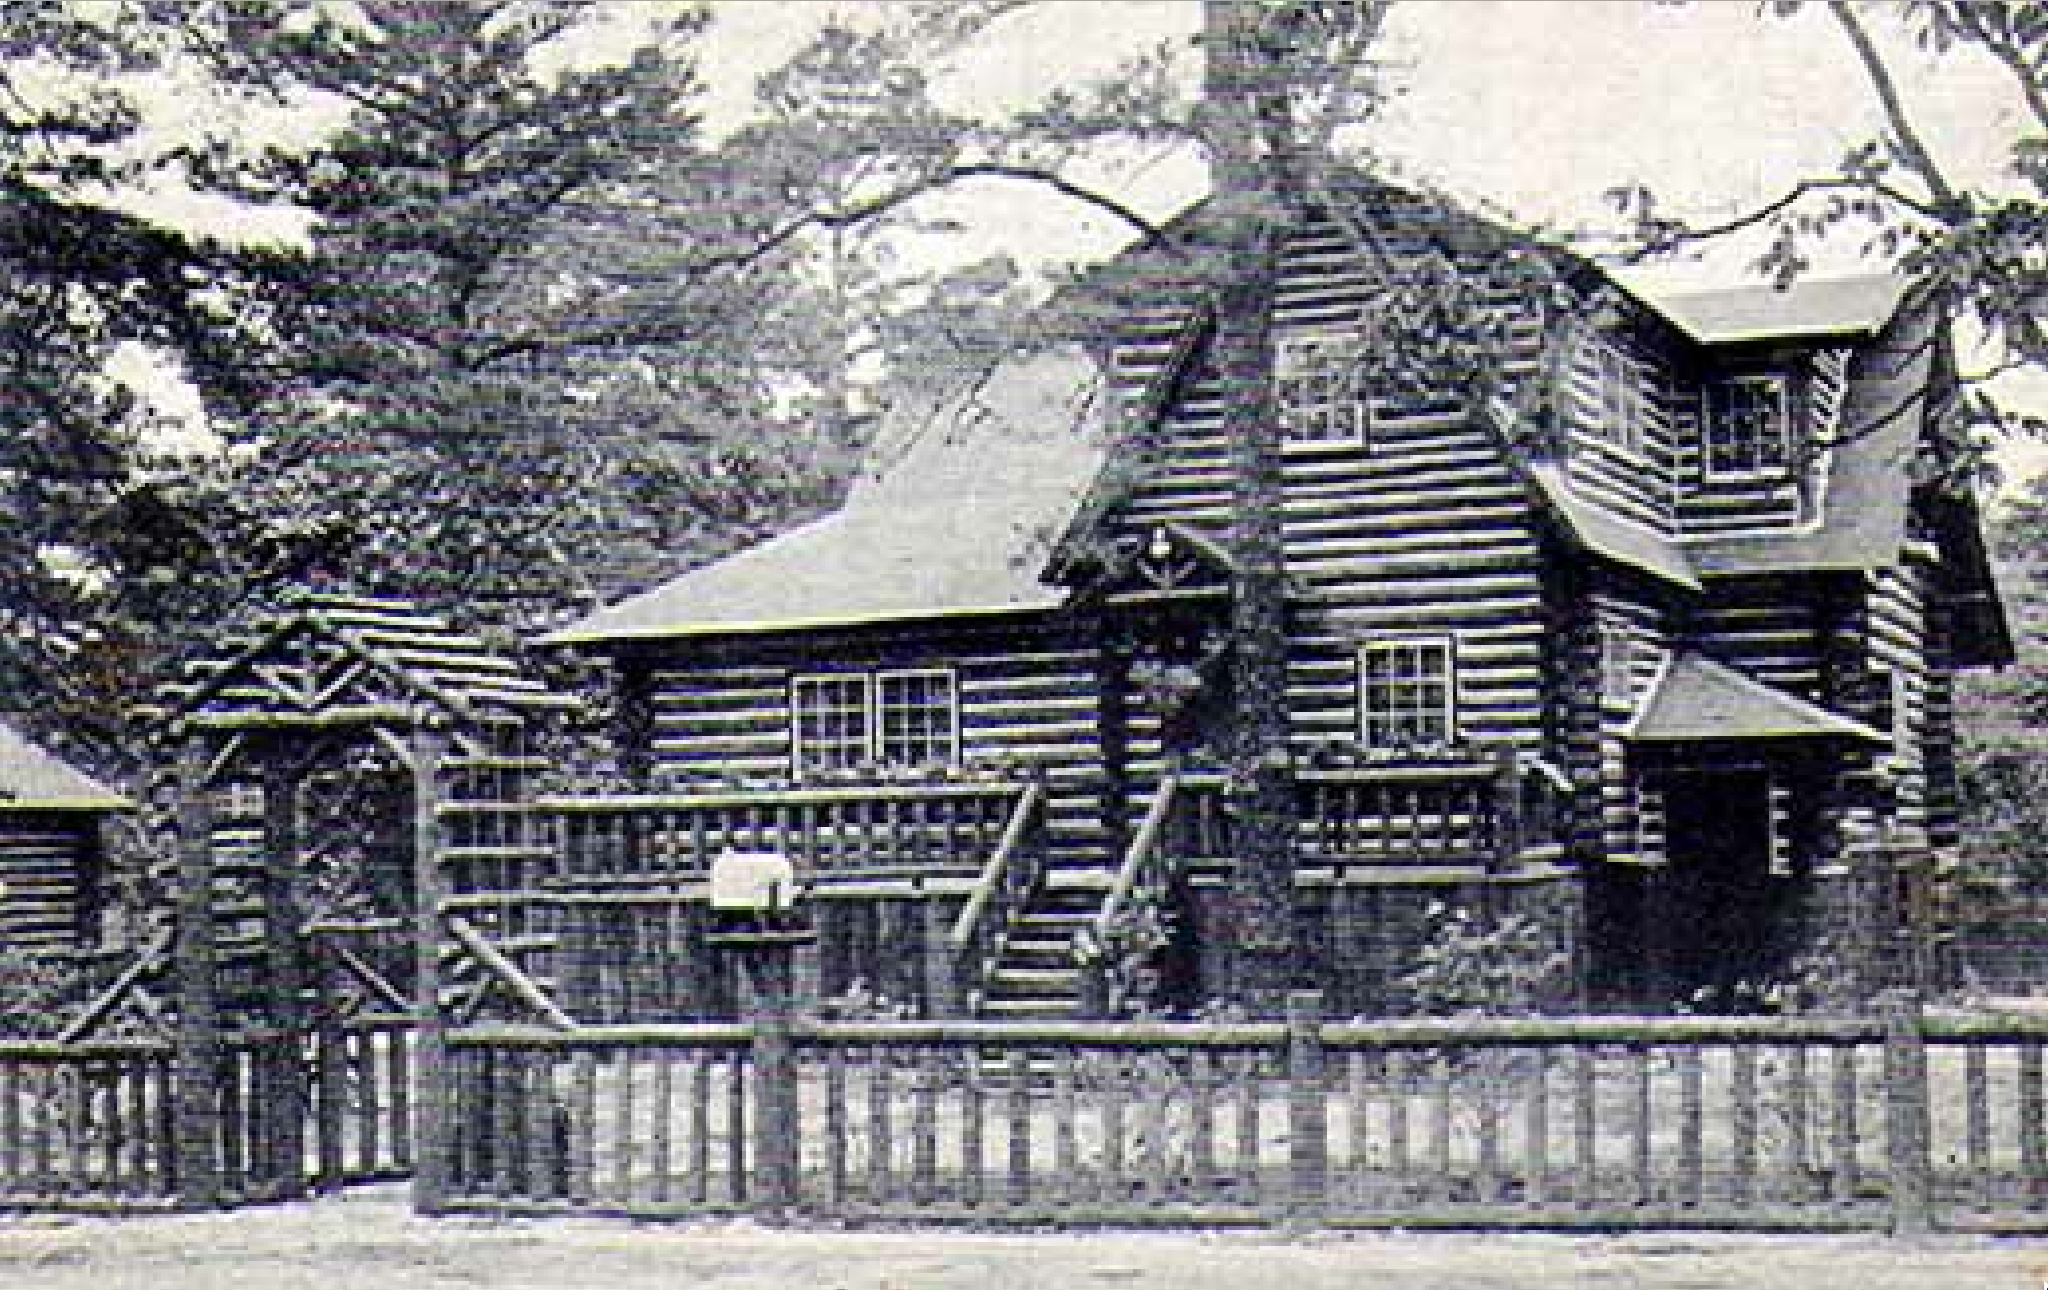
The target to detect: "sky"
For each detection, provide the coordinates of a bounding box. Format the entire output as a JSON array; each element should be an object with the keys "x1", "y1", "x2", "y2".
[{"x1": 84, "y1": 0, "x2": 2048, "y2": 484}]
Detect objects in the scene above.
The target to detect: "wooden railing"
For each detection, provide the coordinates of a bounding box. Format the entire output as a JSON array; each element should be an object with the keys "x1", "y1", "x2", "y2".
[
  {"x1": 1172, "y1": 751, "x2": 1562, "y2": 872},
  {"x1": 536, "y1": 782, "x2": 1035, "y2": 888},
  {"x1": 433, "y1": 996, "x2": 2048, "y2": 1231},
  {"x1": 1095, "y1": 772, "x2": 1184, "y2": 941},
  {"x1": 946, "y1": 782, "x2": 1049, "y2": 1012},
  {"x1": 0, "y1": 1038, "x2": 176, "y2": 1209}
]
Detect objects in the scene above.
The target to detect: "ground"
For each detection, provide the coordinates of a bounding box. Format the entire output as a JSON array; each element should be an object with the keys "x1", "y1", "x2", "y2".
[{"x1": 0, "y1": 1186, "x2": 2045, "y2": 1290}]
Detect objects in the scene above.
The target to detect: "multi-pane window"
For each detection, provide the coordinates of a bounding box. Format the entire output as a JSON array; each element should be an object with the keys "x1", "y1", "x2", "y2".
[
  {"x1": 877, "y1": 670, "x2": 958, "y2": 766},
  {"x1": 1705, "y1": 373, "x2": 1793, "y2": 477},
  {"x1": 1277, "y1": 332, "x2": 1369, "y2": 446},
  {"x1": 790, "y1": 669, "x2": 957, "y2": 776},
  {"x1": 1592, "y1": 336, "x2": 1644, "y2": 456},
  {"x1": 1358, "y1": 638, "x2": 1456, "y2": 746},
  {"x1": 790, "y1": 674, "x2": 870, "y2": 774}
]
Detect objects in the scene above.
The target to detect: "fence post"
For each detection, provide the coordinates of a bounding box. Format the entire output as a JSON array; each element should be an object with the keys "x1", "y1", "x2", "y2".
[
  {"x1": 409, "y1": 719, "x2": 452, "y2": 1214},
  {"x1": 738, "y1": 942, "x2": 803, "y2": 1218},
  {"x1": 1286, "y1": 990, "x2": 1328, "y2": 1229},
  {"x1": 1880, "y1": 988, "x2": 1933, "y2": 1236},
  {"x1": 170, "y1": 728, "x2": 223, "y2": 1210}
]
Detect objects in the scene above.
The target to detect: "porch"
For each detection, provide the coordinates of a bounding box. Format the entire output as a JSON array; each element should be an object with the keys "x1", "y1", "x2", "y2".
[{"x1": 514, "y1": 750, "x2": 1569, "y2": 1021}]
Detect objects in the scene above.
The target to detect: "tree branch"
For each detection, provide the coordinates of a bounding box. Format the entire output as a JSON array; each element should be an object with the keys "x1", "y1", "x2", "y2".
[
  {"x1": 1827, "y1": 0, "x2": 1964, "y2": 216},
  {"x1": 1619, "y1": 176, "x2": 1942, "y2": 261}
]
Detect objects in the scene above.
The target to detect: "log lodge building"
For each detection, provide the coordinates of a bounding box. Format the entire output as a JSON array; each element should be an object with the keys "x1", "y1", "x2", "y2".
[{"x1": 540, "y1": 180, "x2": 2011, "y2": 1020}]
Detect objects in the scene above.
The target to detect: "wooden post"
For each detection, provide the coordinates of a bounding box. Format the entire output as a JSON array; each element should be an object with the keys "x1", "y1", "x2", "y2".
[
  {"x1": 1880, "y1": 989, "x2": 1933, "y2": 1236},
  {"x1": 735, "y1": 940, "x2": 803, "y2": 1218},
  {"x1": 1285, "y1": 989, "x2": 1327, "y2": 1228},
  {"x1": 170, "y1": 729, "x2": 223, "y2": 1210},
  {"x1": 921, "y1": 890, "x2": 958, "y2": 1019},
  {"x1": 1492, "y1": 745, "x2": 1522, "y2": 874},
  {"x1": 409, "y1": 719, "x2": 452, "y2": 1214},
  {"x1": 259, "y1": 755, "x2": 309, "y2": 1199}
]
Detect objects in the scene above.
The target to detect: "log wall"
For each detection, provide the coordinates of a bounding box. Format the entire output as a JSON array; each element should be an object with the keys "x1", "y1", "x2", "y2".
[{"x1": 0, "y1": 812, "x2": 98, "y2": 951}]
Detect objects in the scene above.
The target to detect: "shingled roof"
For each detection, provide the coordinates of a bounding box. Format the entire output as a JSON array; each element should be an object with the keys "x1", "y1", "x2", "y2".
[
  {"x1": 160, "y1": 591, "x2": 575, "y2": 729},
  {"x1": 1628, "y1": 273, "x2": 1907, "y2": 347},
  {"x1": 546, "y1": 343, "x2": 1112, "y2": 645},
  {"x1": 1624, "y1": 653, "x2": 1888, "y2": 745},
  {"x1": 0, "y1": 722, "x2": 126, "y2": 810}
]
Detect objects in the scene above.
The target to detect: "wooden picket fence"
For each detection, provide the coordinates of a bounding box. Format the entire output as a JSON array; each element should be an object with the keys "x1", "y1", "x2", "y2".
[
  {"x1": 0, "y1": 1017, "x2": 414, "y2": 1211},
  {"x1": 427, "y1": 997, "x2": 2048, "y2": 1232}
]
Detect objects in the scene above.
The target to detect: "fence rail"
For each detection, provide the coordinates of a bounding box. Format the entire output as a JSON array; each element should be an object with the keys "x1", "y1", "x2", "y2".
[{"x1": 430, "y1": 997, "x2": 2048, "y2": 1232}]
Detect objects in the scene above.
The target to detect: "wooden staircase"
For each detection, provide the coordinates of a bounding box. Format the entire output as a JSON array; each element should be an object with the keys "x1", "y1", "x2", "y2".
[{"x1": 976, "y1": 864, "x2": 1113, "y2": 1018}]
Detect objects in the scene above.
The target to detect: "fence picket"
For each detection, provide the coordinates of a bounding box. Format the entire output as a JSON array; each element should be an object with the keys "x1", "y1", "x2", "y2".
[
  {"x1": 911, "y1": 1047, "x2": 938, "y2": 1205},
  {"x1": 1732, "y1": 1043, "x2": 1758, "y2": 1205},
  {"x1": 1007, "y1": 1049, "x2": 1031, "y2": 1208}
]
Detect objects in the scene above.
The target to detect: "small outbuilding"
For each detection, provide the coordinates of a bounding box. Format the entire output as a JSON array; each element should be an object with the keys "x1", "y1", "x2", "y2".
[{"x1": 0, "y1": 720, "x2": 127, "y2": 950}]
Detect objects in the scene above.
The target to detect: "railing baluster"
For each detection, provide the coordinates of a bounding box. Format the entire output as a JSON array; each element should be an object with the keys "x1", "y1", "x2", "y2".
[
  {"x1": 961, "y1": 1047, "x2": 985, "y2": 1209},
  {"x1": 867, "y1": 1047, "x2": 892, "y2": 1204},
  {"x1": 650, "y1": 1045, "x2": 674, "y2": 1206},
  {"x1": 1429, "y1": 1049, "x2": 1454, "y2": 1203},
  {"x1": 1525, "y1": 1046, "x2": 1550, "y2": 1207},
  {"x1": 1573, "y1": 1045, "x2": 1597, "y2": 1205},
  {"x1": 1679, "y1": 1044, "x2": 1704, "y2": 1207},
  {"x1": 1732, "y1": 1043, "x2": 1759, "y2": 1204},
  {"x1": 687, "y1": 1054, "x2": 710, "y2": 1206},
  {"x1": 912, "y1": 1046, "x2": 938, "y2": 1205},
  {"x1": 2023, "y1": 1040, "x2": 2046, "y2": 1192},
  {"x1": 725, "y1": 1047, "x2": 747, "y2": 1204},
  {"x1": 612, "y1": 1048, "x2": 635, "y2": 1205},
  {"x1": 1102, "y1": 1051, "x2": 1126, "y2": 1204},
  {"x1": 1235, "y1": 1051, "x2": 1259, "y2": 1202},
  {"x1": 1964, "y1": 1042, "x2": 1990, "y2": 1203},
  {"x1": 1476, "y1": 1049, "x2": 1503, "y2": 1203},
  {"x1": 1630, "y1": 1043, "x2": 1653, "y2": 1208},
  {"x1": 1387, "y1": 1047, "x2": 1411, "y2": 1196},
  {"x1": 1786, "y1": 1042, "x2": 1812, "y2": 1201},
  {"x1": 1831, "y1": 1042, "x2": 1858, "y2": 1204},
  {"x1": 823, "y1": 1044, "x2": 847, "y2": 1211},
  {"x1": 1054, "y1": 1047, "x2": 1079, "y2": 1209},
  {"x1": 1005, "y1": 1048, "x2": 1031, "y2": 1208}
]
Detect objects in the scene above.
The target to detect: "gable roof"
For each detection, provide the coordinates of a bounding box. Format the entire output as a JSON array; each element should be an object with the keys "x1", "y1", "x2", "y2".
[
  {"x1": 0, "y1": 722, "x2": 126, "y2": 811},
  {"x1": 1624, "y1": 652, "x2": 1888, "y2": 745},
  {"x1": 1631, "y1": 273, "x2": 1907, "y2": 347},
  {"x1": 545, "y1": 343, "x2": 1112, "y2": 646},
  {"x1": 161, "y1": 591, "x2": 575, "y2": 729}
]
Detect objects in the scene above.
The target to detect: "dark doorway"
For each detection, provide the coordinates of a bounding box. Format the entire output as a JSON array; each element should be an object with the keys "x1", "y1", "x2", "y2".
[{"x1": 1649, "y1": 769, "x2": 1784, "y2": 1007}]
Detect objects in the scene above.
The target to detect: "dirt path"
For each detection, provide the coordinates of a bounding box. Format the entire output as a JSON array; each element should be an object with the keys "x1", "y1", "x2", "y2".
[{"x1": 0, "y1": 1187, "x2": 2043, "y2": 1289}]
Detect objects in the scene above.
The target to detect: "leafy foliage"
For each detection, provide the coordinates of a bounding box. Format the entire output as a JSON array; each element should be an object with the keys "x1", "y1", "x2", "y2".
[{"x1": 1399, "y1": 902, "x2": 1569, "y2": 1018}]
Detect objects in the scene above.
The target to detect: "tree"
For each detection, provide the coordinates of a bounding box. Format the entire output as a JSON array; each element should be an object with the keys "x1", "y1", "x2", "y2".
[
  {"x1": 202, "y1": 1, "x2": 777, "y2": 625},
  {"x1": 0, "y1": 2, "x2": 314, "y2": 765},
  {"x1": 1614, "y1": 1, "x2": 2048, "y2": 467}
]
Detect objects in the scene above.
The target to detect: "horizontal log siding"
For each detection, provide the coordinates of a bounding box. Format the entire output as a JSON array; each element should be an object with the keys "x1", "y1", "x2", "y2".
[
  {"x1": 643, "y1": 623, "x2": 1109, "y2": 871},
  {"x1": 1594, "y1": 596, "x2": 1668, "y2": 866},
  {"x1": 1865, "y1": 559, "x2": 1933, "y2": 844},
  {"x1": 1559, "y1": 326, "x2": 1677, "y2": 531},
  {"x1": 1684, "y1": 581, "x2": 1828, "y2": 700},
  {"x1": 0, "y1": 814, "x2": 93, "y2": 950},
  {"x1": 1115, "y1": 213, "x2": 1549, "y2": 788}
]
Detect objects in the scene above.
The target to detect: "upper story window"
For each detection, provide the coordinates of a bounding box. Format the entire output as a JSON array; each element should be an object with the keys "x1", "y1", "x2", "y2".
[
  {"x1": 1277, "y1": 331, "x2": 1369, "y2": 448},
  {"x1": 1705, "y1": 373, "x2": 1794, "y2": 478},
  {"x1": 1358, "y1": 638, "x2": 1457, "y2": 747},
  {"x1": 791, "y1": 669, "x2": 958, "y2": 777},
  {"x1": 1592, "y1": 336, "x2": 1645, "y2": 457}
]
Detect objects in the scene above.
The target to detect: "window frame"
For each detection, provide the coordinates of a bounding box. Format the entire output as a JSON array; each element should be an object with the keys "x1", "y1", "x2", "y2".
[
  {"x1": 789, "y1": 666, "x2": 961, "y2": 778},
  {"x1": 789, "y1": 671, "x2": 874, "y2": 778},
  {"x1": 1356, "y1": 635, "x2": 1459, "y2": 748},
  {"x1": 874, "y1": 667, "x2": 961, "y2": 769},
  {"x1": 1704, "y1": 371, "x2": 1795, "y2": 481},
  {"x1": 1591, "y1": 334, "x2": 1646, "y2": 459},
  {"x1": 1276, "y1": 329, "x2": 1371, "y2": 450}
]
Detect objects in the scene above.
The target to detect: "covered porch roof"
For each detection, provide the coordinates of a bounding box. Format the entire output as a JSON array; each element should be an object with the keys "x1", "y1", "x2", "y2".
[
  {"x1": 0, "y1": 722, "x2": 127, "y2": 811},
  {"x1": 1623, "y1": 652, "x2": 1888, "y2": 746}
]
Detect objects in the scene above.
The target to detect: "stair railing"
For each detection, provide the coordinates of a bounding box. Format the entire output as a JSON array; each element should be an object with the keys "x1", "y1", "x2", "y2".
[
  {"x1": 1092, "y1": 772, "x2": 1183, "y2": 945},
  {"x1": 944, "y1": 779, "x2": 1048, "y2": 1014}
]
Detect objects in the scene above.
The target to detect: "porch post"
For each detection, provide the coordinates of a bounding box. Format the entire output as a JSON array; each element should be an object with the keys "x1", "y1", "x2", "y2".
[
  {"x1": 409, "y1": 717, "x2": 453, "y2": 1213},
  {"x1": 170, "y1": 727, "x2": 223, "y2": 1209}
]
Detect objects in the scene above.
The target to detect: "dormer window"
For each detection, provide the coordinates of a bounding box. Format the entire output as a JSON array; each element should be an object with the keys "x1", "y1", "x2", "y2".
[
  {"x1": 1277, "y1": 331, "x2": 1368, "y2": 447},
  {"x1": 1705, "y1": 373, "x2": 1793, "y2": 478}
]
